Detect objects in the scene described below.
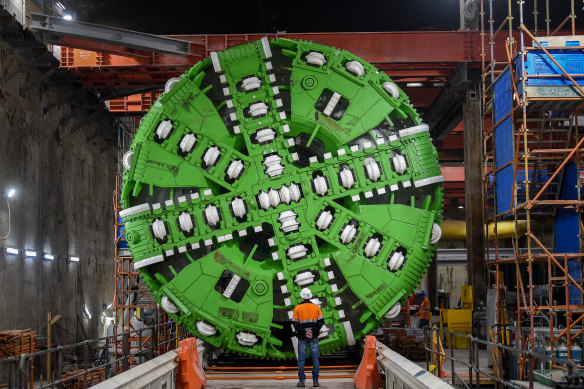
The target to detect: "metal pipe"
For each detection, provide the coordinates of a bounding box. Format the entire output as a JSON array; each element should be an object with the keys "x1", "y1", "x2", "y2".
[
  {"x1": 545, "y1": 0, "x2": 550, "y2": 35},
  {"x1": 507, "y1": 0, "x2": 513, "y2": 39},
  {"x1": 424, "y1": 327, "x2": 579, "y2": 388},
  {"x1": 424, "y1": 327, "x2": 430, "y2": 372},
  {"x1": 516, "y1": 7, "x2": 535, "y2": 375},
  {"x1": 138, "y1": 328, "x2": 143, "y2": 365},
  {"x1": 441, "y1": 220, "x2": 528, "y2": 240},
  {"x1": 468, "y1": 334, "x2": 473, "y2": 387},
  {"x1": 449, "y1": 332, "x2": 455, "y2": 383},
  {"x1": 551, "y1": 15, "x2": 572, "y2": 37},
  {"x1": 571, "y1": 0, "x2": 576, "y2": 35},
  {"x1": 21, "y1": 0, "x2": 25, "y2": 28},
  {"x1": 533, "y1": 0, "x2": 538, "y2": 36}
]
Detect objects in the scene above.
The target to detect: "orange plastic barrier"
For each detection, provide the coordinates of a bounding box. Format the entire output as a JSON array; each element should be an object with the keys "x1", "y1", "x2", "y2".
[
  {"x1": 354, "y1": 335, "x2": 382, "y2": 389},
  {"x1": 176, "y1": 338, "x2": 206, "y2": 389}
]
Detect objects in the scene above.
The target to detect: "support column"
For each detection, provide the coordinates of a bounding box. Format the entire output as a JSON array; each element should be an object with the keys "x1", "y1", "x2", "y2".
[{"x1": 463, "y1": 89, "x2": 486, "y2": 309}]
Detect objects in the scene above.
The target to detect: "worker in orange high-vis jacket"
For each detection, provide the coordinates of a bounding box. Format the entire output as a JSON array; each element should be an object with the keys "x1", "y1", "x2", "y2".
[
  {"x1": 292, "y1": 288, "x2": 325, "y2": 388},
  {"x1": 415, "y1": 290, "x2": 432, "y2": 328}
]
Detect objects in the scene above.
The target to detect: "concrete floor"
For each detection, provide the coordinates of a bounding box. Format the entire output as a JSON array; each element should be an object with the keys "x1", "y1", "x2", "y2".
[
  {"x1": 207, "y1": 377, "x2": 356, "y2": 389},
  {"x1": 204, "y1": 350, "x2": 494, "y2": 388},
  {"x1": 205, "y1": 364, "x2": 357, "y2": 389},
  {"x1": 204, "y1": 349, "x2": 495, "y2": 388}
]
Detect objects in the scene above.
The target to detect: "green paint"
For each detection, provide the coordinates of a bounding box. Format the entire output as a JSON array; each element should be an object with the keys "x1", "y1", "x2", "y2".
[{"x1": 120, "y1": 38, "x2": 443, "y2": 359}]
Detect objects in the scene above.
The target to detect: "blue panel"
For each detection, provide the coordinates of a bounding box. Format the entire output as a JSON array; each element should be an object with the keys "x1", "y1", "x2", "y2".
[
  {"x1": 493, "y1": 68, "x2": 514, "y2": 215},
  {"x1": 555, "y1": 162, "x2": 580, "y2": 304},
  {"x1": 560, "y1": 162, "x2": 578, "y2": 200},
  {"x1": 494, "y1": 117, "x2": 513, "y2": 168},
  {"x1": 556, "y1": 211, "x2": 579, "y2": 253},
  {"x1": 117, "y1": 216, "x2": 128, "y2": 249},
  {"x1": 525, "y1": 50, "x2": 584, "y2": 86},
  {"x1": 568, "y1": 260, "x2": 582, "y2": 305},
  {"x1": 496, "y1": 165, "x2": 514, "y2": 215},
  {"x1": 494, "y1": 68, "x2": 512, "y2": 123},
  {"x1": 555, "y1": 211, "x2": 581, "y2": 304}
]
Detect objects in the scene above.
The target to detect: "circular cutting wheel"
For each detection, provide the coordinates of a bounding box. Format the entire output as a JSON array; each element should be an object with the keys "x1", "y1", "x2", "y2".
[{"x1": 120, "y1": 37, "x2": 444, "y2": 359}]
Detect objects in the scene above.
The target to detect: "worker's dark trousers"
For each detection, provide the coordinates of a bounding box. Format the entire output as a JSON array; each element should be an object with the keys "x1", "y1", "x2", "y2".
[{"x1": 297, "y1": 338, "x2": 319, "y2": 382}]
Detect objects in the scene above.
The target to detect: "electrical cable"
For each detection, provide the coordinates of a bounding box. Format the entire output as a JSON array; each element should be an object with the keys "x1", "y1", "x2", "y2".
[{"x1": 53, "y1": 322, "x2": 85, "y2": 343}]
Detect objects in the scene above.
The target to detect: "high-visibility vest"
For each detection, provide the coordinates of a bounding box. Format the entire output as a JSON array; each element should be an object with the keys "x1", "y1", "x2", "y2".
[{"x1": 419, "y1": 298, "x2": 431, "y2": 320}]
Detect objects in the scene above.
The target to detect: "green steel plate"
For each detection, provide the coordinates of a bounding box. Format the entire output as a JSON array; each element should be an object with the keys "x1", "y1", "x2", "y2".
[{"x1": 120, "y1": 38, "x2": 444, "y2": 359}]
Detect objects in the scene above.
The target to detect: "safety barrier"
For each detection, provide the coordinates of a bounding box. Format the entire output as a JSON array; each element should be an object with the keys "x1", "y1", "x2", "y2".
[
  {"x1": 375, "y1": 336, "x2": 454, "y2": 389},
  {"x1": 91, "y1": 350, "x2": 178, "y2": 389},
  {"x1": 1, "y1": 329, "x2": 468, "y2": 389},
  {"x1": 0, "y1": 321, "x2": 187, "y2": 388},
  {"x1": 91, "y1": 335, "x2": 453, "y2": 389}
]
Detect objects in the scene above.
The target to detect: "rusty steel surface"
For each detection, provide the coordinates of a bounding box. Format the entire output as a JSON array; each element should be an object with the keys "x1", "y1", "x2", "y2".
[{"x1": 58, "y1": 30, "x2": 512, "y2": 110}]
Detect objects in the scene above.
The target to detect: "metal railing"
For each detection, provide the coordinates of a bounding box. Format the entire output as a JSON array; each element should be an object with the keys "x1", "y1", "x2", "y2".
[
  {"x1": 91, "y1": 349, "x2": 179, "y2": 389},
  {"x1": 423, "y1": 326, "x2": 580, "y2": 389},
  {"x1": 376, "y1": 339, "x2": 455, "y2": 389},
  {"x1": 0, "y1": 321, "x2": 188, "y2": 389}
]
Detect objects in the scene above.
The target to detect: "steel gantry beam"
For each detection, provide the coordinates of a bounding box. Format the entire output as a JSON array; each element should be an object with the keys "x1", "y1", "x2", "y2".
[
  {"x1": 423, "y1": 63, "x2": 477, "y2": 142},
  {"x1": 55, "y1": 30, "x2": 505, "y2": 103},
  {"x1": 29, "y1": 13, "x2": 191, "y2": 56},
  {"x1": 55, "y1": 31, "x2": 487, "y2": 63}
]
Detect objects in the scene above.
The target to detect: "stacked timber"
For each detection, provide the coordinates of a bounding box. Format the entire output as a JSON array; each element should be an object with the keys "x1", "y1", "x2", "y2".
[
  {"x1": 0, "y1": 329, "x2": 35, "y2": 358},
  {"x1": 61, "y1": 368, "x2": 106, "y2": 388}
]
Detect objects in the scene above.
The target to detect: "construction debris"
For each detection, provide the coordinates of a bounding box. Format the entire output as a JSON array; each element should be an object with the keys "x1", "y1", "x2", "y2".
[
  {"x1": 61, "y1": 368, "x2": 106, "y2": 388},
  {"x1": 0, "y1": 329, "x2": 35, "y2": 358},
  {"x1": 383, "y1": 328, "x2": 426, "y2": 360}
]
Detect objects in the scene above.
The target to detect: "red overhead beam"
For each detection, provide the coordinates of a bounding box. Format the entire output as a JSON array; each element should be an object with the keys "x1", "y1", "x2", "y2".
[
  {"x1": 168, "y1": 31, "x2": 486, "y2": 64},
  {"x1": 60, "y1": 31, "x2": 506, "y2": 99},
  {"x1": 59, "y1": 31, "x2": 488, "y2": 65}
]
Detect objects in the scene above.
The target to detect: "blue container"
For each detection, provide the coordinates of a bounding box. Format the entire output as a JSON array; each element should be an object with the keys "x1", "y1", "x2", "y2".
[
  {"x1": 572, "y1": 344, "x2": 583, "y2": 366},
  {"x1": 557, "y1": 343, "x2": 569, "y2": 366},
  {"x1": 525, "y1": 49, "x2": 584, "y2": 86},
  {"x1": 545, "y1": 345, "x2": 553, "y2": 369},
  {"x1": 525, "y1": 341, "x2": 545, "y2": 373}
]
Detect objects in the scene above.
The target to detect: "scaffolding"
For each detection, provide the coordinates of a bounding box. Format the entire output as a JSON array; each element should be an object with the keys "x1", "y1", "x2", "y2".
[
  {"x1": 481, "y1": 0, "x2": 584, "y2": 385},
  {"x1": 112, "y1": 117, "x2": 177, "y2": 372}
]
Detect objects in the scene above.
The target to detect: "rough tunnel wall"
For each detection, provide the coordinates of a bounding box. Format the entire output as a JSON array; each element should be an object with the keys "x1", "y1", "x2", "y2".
[{"x1": 0, "y1": 54, "x2": 114, "y2": 344}]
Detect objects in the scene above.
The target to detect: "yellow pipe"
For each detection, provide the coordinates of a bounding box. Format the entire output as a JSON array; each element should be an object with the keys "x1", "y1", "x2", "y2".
[{"x1": 441, "y1": 220, "x2": 528, "y2": 240}]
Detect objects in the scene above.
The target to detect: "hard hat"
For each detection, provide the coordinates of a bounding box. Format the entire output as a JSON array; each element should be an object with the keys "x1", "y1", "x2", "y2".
[
  {"x1": 419, "y1": 290, "x2": 426, "y2": 296},
  {"x1": 300, "y1": 288, "x2": 313, "y2": 300}
]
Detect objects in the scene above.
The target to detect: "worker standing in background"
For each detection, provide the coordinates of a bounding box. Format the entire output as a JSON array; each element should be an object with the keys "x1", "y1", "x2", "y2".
[
  {"x1": 293, "y1": 288, "x2": 325, "y2": 387},
  {"x1": 415, "y1": 291, "x2": 432, "y2": 328}
]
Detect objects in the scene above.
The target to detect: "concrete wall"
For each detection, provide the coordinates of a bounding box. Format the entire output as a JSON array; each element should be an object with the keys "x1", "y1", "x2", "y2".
[
  {"x1": 0, "y1": 53, "x2": 115, "y2": 344},
  {"x1": 437, "y1": 264, "x2": 467, "y2": 307},
  {"x1": 419, "y1": 263, "x2": 467, "y2": 309}
]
